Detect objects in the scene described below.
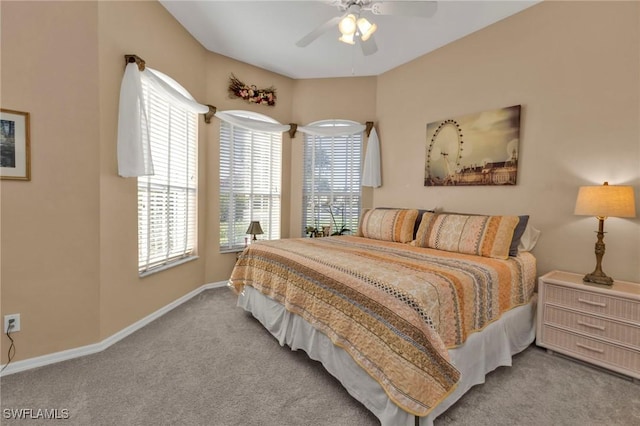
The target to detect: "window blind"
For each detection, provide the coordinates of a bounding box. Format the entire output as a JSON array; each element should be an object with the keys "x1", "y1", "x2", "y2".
[
  {"x1": 302, "y1": 121, "x2": 362, "y2": 235},
  {"x1": 219, "y1": 113, "x2": 282, "y2": 251},
  {"x1": 137, "y1": 78, "x2": 198, "y2": 273}
]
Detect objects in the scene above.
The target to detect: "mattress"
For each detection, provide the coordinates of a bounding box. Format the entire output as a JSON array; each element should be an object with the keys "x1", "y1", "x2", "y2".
[{"x1": 237, "y1": 286, "x2": 537, "y2": 426}]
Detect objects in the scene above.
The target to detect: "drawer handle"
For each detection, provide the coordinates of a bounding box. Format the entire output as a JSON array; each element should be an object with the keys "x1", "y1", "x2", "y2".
[
  {"x1": 577, "y1": 298, "x2": 606, "y2": 308},
  {"x1": 577, "y1": 320, "x2": 605, "y2": 331},
  {"x1": 576, "y1": 343, "x2": 604, "y2": 354}
]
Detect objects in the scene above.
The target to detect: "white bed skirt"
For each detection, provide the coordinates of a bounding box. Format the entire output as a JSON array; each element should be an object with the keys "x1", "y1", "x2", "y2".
[{"x1": 237, "y1": 286, "x2": 537, "y2": 426}]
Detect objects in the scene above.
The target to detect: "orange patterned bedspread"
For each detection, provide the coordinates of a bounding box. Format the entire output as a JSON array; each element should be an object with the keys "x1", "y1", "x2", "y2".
[{"x1": 229, "y1": 236, "x2": 536, "y2": 416}]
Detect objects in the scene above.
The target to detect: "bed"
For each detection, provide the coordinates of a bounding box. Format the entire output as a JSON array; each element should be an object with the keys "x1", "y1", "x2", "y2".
[{"x1": 229, "y1": 209, "x2": 537, "y2": 425}]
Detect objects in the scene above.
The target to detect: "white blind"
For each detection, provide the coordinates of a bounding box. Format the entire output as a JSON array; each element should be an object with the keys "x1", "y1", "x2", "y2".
[
  {"x1": 219, "y1": 112, "x2": 282, "y2": 251},
  {"x1": 137, "y1": 78, "x2": 198, "y2": 273},
  {"x1": 302, "y1": 121, "x2": 362, "y2": 235}
]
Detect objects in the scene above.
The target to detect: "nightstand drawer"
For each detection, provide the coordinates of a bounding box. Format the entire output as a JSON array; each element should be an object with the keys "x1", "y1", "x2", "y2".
[
  {"x1": 546, "y1": 284, "x2": 640, "y2": 322},
  {"x1": 543, "y1": 326, "x2": 640, "y2": 375},
  {"x1": 544, "y1": 305, "x2": 640, "y2": 350}
]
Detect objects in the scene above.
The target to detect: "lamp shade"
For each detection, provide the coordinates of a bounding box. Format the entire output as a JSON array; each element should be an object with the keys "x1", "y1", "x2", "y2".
[
  {"x1": 246, "y1": 221, "x2": 264, "y2": 236},
  {"x1": 356, "y1": 17, "x2": 377, "y2": 41},
  {"x1": 338, "y1": 32, "x2": 355, "y2": 45},
  {"x1": 338, "y1": 14, "x2": 357, "y2": 36},
  {"x1": 574, "y1": 182, "x2": 636, "y2": 218}
]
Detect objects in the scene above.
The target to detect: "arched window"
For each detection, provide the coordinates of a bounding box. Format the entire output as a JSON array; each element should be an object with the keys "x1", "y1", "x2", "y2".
[
  {"x1": 219, "y1": 110, "x2": 282, "y2": 251},
  {"x1": 302, "y1": 120, "x2": 362, "y2": 236},
  {"x1": 137, "y1": 71, "x2": 198, "y2": 274}
]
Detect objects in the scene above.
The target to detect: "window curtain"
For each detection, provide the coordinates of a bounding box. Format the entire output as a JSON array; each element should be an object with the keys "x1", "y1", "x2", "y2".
[
  {"x1": 298, "y1": 121, "x2": 381, "y2": 188},
  {"x1": 297, "y1": 122, "x2": 365, "y2": 137},
  {"x1": 361, "y1": 126, "x2": 381, "y2": 188},
  {"x1": 117, "y1": 63, "x2": 208, "y2": 177},
  {"x1": 214, "y1": 110, "x2": 290, "y2": 133}
]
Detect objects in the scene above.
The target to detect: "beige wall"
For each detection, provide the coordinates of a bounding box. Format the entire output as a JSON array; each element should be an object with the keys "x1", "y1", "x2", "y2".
[
  {"x1": 375, "y1": 1, "x2": 640, "y2": 282},
  {"x1": 1, "y1": 1, "x2": 101, "y2": 361},
  {"x1": 0, "y1": 0, "x2": 215, "y2": 362},
  {"x1": 1, "y1": 0, "x2": 639, "y2": 365},
  {"x1": 96, "y1": 0, "x2": 210, "y2": 339}
]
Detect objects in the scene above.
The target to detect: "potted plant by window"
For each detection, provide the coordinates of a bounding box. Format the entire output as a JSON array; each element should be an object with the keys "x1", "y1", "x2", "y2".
[{"x1": 329, "y1": 206, "x2": 350, "y2": 236}]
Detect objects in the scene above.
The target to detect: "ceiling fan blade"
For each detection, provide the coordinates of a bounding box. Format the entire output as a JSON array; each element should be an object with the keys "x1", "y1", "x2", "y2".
[
  {"x1": 295, "y1": 16, "x2": 343, "y2": 47},
  {"x1": 370, "y1": 1, "x2": 437, "y2": 18},
  {"x1": 360, "y1": 35, "x2": 378, "y2": 56}
]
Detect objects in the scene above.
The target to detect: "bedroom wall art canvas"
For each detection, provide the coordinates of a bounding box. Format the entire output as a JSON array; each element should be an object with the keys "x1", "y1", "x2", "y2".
[
  {"x1": 1, "y1": 108, "x2": 31, "y2": 181},
  {"x1": 424, "y1": 105, "x2": 521, "y2": 186}
]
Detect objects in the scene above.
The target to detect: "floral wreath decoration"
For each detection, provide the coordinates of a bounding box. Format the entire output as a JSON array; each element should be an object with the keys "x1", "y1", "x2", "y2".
[{"x1": 228, "y1": 73, "x2": 276, "y2": 106}]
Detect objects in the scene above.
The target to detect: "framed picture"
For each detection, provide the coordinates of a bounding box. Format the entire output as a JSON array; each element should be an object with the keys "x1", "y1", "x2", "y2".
[
  {"x1": 424, "y1": 105, "x2": 521, "y2": 186},
  {"x1": 1, "y1": 108, "x2": 31, "y2": 181}
]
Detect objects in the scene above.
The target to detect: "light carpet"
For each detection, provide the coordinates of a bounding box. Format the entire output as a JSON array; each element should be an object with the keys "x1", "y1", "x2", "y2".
[{"x1": 1, "y1": 287, "x2": 638, "y2": 425}]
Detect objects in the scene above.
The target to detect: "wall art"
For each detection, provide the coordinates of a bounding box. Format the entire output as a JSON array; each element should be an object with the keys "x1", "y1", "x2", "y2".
[
  {"x1": 424, "y1": 105, "x2": 521, "y2": 186},
  {"x1": 1, "y1": 108, "x2": 31, "y2": 181}
]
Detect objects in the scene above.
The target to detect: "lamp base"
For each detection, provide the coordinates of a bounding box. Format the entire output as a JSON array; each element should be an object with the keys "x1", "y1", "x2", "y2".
[
  {"x1": 583, "y1": 272, "x2": 614, "y2": 286},
  {"x1": 582, "y1": 217, "x2": 614, "y2": 286}
]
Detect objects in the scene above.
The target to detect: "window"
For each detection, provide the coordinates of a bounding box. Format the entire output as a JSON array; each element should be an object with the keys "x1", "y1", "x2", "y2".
[
  {"x1": 302, "y1": 121, "x2": 362, "y2": 236},
  {"x1": 137, "y1": 77, "x2": 198, "y2": 274},
  {"x1": 219, "y1": 111, "x2": 282, "y2": 251}
]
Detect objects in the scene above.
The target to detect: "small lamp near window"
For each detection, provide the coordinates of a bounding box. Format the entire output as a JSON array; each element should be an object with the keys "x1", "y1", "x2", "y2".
[
  {"x1": 574, "y1": 182, "x2": 636, "y2": 285},
  {"x1": 246, "y1": 221, "x2": 264, "y2": 242}
]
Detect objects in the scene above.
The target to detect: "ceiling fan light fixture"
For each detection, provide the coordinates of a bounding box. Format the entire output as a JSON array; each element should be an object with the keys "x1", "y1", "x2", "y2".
[
  {"x1": 338, "y1": 32, "x2": 356, "y2": 45},
  {"x1": 356, "y1": 17, "x2": 377, "y2": 41},
  {"x1": 338, "y1": 14, "x2": 357, "y2": 36}
]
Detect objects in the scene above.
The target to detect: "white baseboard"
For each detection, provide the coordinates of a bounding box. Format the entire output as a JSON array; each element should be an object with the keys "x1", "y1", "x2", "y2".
[{"x1": 0, "y1": 280, "x2": 228, "y2": 377}]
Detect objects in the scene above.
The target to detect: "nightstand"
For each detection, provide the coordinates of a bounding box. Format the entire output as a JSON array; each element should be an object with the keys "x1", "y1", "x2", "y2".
[{"x1": 536, "y1": 270, "x2": 639, "y2": 381}]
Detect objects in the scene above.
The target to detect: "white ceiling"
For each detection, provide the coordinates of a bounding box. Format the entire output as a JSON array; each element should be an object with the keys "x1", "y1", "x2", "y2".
[{"x1": 159, "y1": 1, "x2": 539, "y2": 79}]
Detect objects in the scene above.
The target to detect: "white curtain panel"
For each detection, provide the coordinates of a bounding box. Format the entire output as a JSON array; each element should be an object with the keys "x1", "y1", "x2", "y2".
[
  {"x1": 298, "y1": 121, "x2": 381, "y2": 188},
  {"x1": 214, "y1": 110, "x2": 290, "y2": 133},
  {"x1": 117, "y1": 63, "x2": 208, "y2": 177},
  {"x1": 362, "y1": 127, "x2": 381, "y2": 188},
  {"x1": 297, "y1": 122, "x2": 365, "y2": 137}
]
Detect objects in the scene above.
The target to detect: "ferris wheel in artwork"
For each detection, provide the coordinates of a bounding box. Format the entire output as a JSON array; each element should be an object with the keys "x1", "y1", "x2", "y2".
[
  {"x1": 423, "y1": 105, "x2": 522, "y2": 187},
  {"x1": 424, "y1": 119, "x2": 464, "y2": 186}
]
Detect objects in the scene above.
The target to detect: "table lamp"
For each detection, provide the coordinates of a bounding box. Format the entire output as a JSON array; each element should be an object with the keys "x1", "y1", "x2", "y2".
[
  {"x1": 574, "y1": 182, "x2": 636, "y2": 285},
  {"x1": 246, "y1": 221, "x2": 264, "y2": 242}
]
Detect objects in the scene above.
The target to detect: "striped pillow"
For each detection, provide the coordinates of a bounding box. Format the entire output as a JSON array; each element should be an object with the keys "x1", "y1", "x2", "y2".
[
  {"x1": 414, "y1": 213, "x2": 519, "y2": 259},
  {"x1": 357, "y1": 208, "x2": 419, "y2": 243}
]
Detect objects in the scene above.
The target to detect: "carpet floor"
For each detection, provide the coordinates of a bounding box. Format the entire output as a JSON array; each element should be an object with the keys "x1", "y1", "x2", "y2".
[{"x1": 1, "y1": 287, "x2": 638, "y2": 425}]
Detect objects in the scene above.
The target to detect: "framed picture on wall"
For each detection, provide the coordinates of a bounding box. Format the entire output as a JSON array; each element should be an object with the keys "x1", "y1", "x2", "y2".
[
  {"x1": 1, "y1": 108, "x2": 31, "y2": 181},
  {"x1": 424, "y1": 105, "x2": 521, "y2": 186}
]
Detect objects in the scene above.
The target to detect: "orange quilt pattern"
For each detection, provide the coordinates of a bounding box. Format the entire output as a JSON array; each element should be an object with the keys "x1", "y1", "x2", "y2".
[{"x1": 229, "y1": 236, "x2": 536, "y2": 416}]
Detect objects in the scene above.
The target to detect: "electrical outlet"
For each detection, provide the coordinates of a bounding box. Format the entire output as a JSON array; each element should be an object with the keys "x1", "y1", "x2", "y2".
[{"x1": 4, "y1": 314, "x2": 20, "y2": 333}]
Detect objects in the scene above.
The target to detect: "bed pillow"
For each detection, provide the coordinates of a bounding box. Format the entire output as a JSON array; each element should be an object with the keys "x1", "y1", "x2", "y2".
[
  {"x1": 509, "y1": 215, "x2": 529, "y2": 256},
  {"x1": 356, "y1": 208, "x2": 419, "y2": 243},
  {"x1": 414, "y1": 212, "x2": 519, "y2": 259},
  {"x1": 375, "y1": 207, "x2": 435, "y2": 240},
  {"x1": 413, "y1": 209, "x2": 436, "y2": 239},
  {"x1": 518, "y1": 223, "x2": 541, "y2": 252}
]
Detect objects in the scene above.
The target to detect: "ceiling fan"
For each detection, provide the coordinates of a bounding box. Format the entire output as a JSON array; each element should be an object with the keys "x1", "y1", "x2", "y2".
[{"x1": 295, "y1": 0, "x2": 438, "y2": 56}]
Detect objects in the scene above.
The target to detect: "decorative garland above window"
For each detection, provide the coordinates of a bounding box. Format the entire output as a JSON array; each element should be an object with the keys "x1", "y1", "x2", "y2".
[{"x1": 228, "y1": 74, "x2": 276, "y2": 106}]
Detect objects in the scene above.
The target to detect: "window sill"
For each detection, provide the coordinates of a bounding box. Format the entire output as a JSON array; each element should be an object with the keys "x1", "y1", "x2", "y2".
[
  {"x1": 139, "y1": 255, "x2": 199, "y2": 278},
  {"x1": 220, "y1": 247, "x2": 247, "y2": 254}
]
